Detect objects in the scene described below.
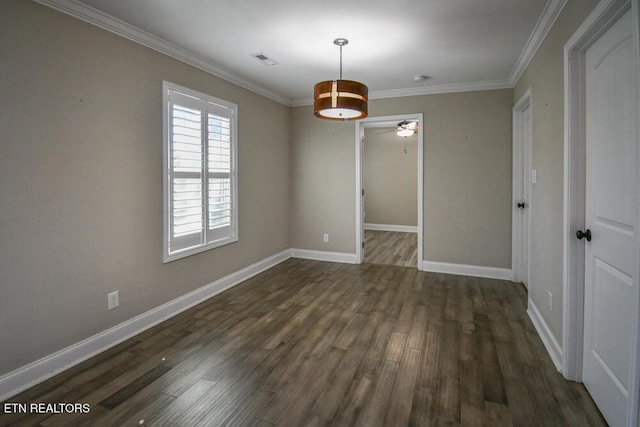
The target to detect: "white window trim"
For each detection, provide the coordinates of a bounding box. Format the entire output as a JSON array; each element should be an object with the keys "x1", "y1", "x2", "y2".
[{"x1": 162, "y1": 81, "x2": 238, "y2": 263}]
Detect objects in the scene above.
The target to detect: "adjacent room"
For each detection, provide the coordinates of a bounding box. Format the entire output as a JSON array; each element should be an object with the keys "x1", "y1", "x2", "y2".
[
  {"x1": 1, "y1": 0, "x2": 638, "y2": 425},
  {"x1": 363, "y1": 120, "x2": 419, "y2": 268}
]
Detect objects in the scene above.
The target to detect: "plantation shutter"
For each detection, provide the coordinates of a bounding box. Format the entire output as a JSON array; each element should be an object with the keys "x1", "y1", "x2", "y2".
[
  {"x1": 205, "y1": 102, "x2": 234, "y2": 243},
  {"x1": 167, "y1": 90, "x2": 235, "y2": 255}
]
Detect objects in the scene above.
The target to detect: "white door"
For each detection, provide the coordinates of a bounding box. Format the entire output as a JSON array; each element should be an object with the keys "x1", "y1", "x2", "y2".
[
  {"x1": 512, "y1": 94, "x2": 532, "y2": 288},
  {"x1": 519, "y1": 104, "x2": 531, "y2": 288},
  {"x1": 582, "y1": 9, "x2": 638, "y2": 427},
  {"x1": 360, "y1": 127, "x2": 366, "y2": 263}
]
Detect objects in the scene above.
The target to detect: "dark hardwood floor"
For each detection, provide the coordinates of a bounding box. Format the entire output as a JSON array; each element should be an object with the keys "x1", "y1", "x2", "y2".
[
  {"x1": 0, "y1": 259, "x2": 606, "y2": 426},
  {"x1": 364, "y1": 230, "x2": 418, "y2": 268}
]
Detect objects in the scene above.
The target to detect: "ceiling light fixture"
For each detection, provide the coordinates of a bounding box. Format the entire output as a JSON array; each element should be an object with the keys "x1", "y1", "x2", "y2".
[
  {"x1": 314, "y1": 38, "x2": 368, "y2": 121},
  {"x1": 396, "y1": 120, "x2": 418, "y2": 137},
  {"x1": 397, "y1": 128, "x2": 415, "y2": 137}
]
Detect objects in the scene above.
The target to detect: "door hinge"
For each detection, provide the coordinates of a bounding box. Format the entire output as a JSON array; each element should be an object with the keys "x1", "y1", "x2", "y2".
[
  {"x1": 361, "y1": 189, "x2": 364, "y2": 196},
  {"x1": 362, "y1": 241, "x2": 365, "y2": 248}
]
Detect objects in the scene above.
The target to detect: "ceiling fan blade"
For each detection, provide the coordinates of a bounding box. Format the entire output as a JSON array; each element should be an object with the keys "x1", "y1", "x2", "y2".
[{"x1": 376, "y1": 129, "x2": 397, "y2": 135}]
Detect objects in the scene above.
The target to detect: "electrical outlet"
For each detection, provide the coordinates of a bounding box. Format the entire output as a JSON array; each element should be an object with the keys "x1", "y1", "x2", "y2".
[
  {"x1": 323, "y1": 233, "x2": 329, "y2": 243},
  {"x1": 108, "y1": 290, "x2": 120, "y2": 310},
  {"x1": 548, "y1": 291, "x2": 553, "y2": 311}
]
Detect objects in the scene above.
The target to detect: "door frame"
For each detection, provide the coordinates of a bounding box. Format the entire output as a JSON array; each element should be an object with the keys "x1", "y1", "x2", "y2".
[
  {"x1": 563, "y1": 0, "x2": 640, "y2": 424},
  {"x1": 512, "y1": 88, "x2": 532, "y2": 286},
  {"x1": 355, "y1": 113, "x2": 424, "y2": 269}
]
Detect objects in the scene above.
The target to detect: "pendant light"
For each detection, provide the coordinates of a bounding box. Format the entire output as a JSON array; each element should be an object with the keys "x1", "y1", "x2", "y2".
[{"x1": 314, "y1": 38, "x2": 368, "y2": 120}]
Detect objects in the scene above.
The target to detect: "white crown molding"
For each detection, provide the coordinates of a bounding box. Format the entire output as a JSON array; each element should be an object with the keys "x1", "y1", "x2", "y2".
[
  {"x1": 0, "y1": 249, "x2": 291, "y2": 402},
  {"x1": 35, "y1": 0, "x2": 566, "y2": 107},
  {"x1": 33, "y1": 0, "x2": 291, "y2": 106},
  {"x1": 509, "y1": 0, "x2": 569, "y2": 86},
  {"x1": 290, "y1": 79, "x2": 513, "y2": 107},
  {"x1": 369, "y1": 79, "x2": 513, "y2": 100}
]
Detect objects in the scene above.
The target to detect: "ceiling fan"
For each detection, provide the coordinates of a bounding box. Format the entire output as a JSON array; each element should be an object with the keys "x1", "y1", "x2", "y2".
[
  {"x1": 374, "y1": 120, "x2": 418, "y2": 154},
  {"x1": 377, "y1": 120, "x2": 418, "y2": 137}
]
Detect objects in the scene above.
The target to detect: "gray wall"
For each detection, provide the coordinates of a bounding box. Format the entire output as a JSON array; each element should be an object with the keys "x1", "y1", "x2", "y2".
[
  {"x1": 289, "y1": 111, "x2": 356, "y2": 253},
  {"x1": 291, "y1": 89, "x2": 514, "y2": 268},
  {"x1": 363, "y1": 129, "x2": 418, "y2": 227},
  {"x1": 513, "y1": 0, "x2": 599, "y2": 343},
  {"x1": 0, "y1": 1, "x2": 290, "y2": 376}
]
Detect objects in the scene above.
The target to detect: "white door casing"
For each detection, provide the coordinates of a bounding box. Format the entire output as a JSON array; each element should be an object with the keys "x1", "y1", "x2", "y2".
[
  {"x1": 512, "y1": 89, "x2": 532, "y2": 287},
  {"x1": 359, "y1": 127, "x2": 365, "y2": 263},
  {"x1": 563, "y1": 1, "x2": 640, "y2": 426},
  {"x1": 355, "y1": 114, "x2": 424, "y2": 268},
  {"x1": 582, "y1": 9, "x2": 638, "y2": 427}
]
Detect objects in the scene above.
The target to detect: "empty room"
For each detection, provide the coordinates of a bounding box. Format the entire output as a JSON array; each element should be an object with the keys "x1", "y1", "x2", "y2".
[{"x1": 1, "y1": 0, "x2": 639, "y2": 425}]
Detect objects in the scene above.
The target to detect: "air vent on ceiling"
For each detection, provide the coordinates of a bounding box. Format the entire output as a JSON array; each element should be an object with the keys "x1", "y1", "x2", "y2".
[{"x1": 251, "y1": 53, "x2": 278, "y2": 66}]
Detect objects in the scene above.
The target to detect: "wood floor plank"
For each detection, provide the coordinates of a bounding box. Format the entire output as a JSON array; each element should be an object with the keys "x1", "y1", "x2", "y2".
[
  {"x1": 407, "y1": 304, "x2": 427, "y2": 350},
  {"x1": 258, "y1": 310, "x2": 338, "y2": 393},
  {"x1": 460, "y1": 361, "x2": 484, "y2": 427},
  {"x1": 124, "y1": 378, "x2": 216, "y2": 426},
  {"x1": 259, "y1": 348, "x2": 344, "y2": 424},
  {"x1": 475, "y1": 313, "x2": 508, "y2": 405},
  {"x1": 409, "y1": 385, "x2": 435, "y2": 426},
  {"x1": 311, "y1": 311, "x2": 380, "y2": 420},
  {"x1": 353, "y1": 316, "x2": 394, "y2": 377},
  {"x1": 88, "y1": 392, "x2": 175, "y2": 427},
  {"x1": 384, "y1": 347, "x2": 421, "y2": 426},
  {"x1": 332, "y1": 374, "x2": 373, "y2": 426},
  {"x1": 0, "y1": 260, "x2": 606, "y2": 426},
  {"x1": 271, "y1": 348, "x2": 345, "y2": 426},
  {"x1": 221, "y1": 389, "x2": 274, "y2": 427},
  {"x1": 59, "y1": 405, "x2": 111, "y2": 427},
  {"x1": 355, "y1": 358, "x2": 400, "y2": 427},
  {"x1": 333, "y1": 312, "x2": 367, "y2": 350},
  {"x1": 385, "y1": 331, "x2": 407, "y2": 363},
  {"x1": 364, "y1": 230, "x2": 417, "y2": 267},
  {"x1": 484, "y1": 401, "x2": 513, "y2": 426},
  {"x1": 521, "y1": 364, "x2": 566, "y2": 426},
  {"x1": 98, "y1": 364, "x2": 172, "y2": 410},
  {"x1": 434, "y1": 319, "x2": 460, "y2": 424},
  {"x1": 194, "y1": 365, "x2": 271, "y2": 426}
]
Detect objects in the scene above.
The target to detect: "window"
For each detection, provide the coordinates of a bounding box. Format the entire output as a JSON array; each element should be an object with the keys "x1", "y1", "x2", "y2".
[{"x1": 163, "y1": 82, "x2": 238, "y2": 262}]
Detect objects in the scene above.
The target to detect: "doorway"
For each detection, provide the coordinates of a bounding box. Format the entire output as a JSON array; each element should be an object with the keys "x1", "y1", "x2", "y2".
[
  {"x1": 563, "y1": 1, "x2": 640, "y2": 425},
  {"x1": 512, "y1": 89, "x2": 532, "y2": 288},
  {"x1": 355, "y1": 114, "x2": 424, "y2": 269}
]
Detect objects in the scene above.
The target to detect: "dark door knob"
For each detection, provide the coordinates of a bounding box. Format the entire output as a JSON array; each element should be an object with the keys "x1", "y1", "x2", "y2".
[
  {"x1": 517, "y1": 202, "x2": 525, "y2": 209},
  {"x1": 576, "y1": 229, "x2": 592, "y2": 242}
]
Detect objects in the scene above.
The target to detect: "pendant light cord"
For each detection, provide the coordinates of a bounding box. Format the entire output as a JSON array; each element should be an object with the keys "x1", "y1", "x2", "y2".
[{"x1": 339, "y1": 44, "x2": 343, "y2": 80}]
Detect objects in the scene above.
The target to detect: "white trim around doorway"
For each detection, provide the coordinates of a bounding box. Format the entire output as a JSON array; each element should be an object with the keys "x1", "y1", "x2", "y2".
[
  {"x1": 356, "y1": 114, "x2": 424, "y2": 270},
  {"x1": 563, "y1": 1, "x2": 640, "y2": 425},
  {"x1": 512, "y1": 88, "x2": 533, "y2": 286}
]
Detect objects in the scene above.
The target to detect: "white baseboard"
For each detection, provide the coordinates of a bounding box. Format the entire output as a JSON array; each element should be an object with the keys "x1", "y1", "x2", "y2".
[
  {"x1": 421, "y1": 260, "x2": 513, "y2": 280},
  {"x1": 528, "y1": 298, "x2": 563, "y2": 372},
  {"x1": 364, "y1": 223, "x2": 418, "y2": 233},
  {"x1": 290, "y1": 248, "x2": 358, "y2": 264},
  {"x1": 0, "y1": 249, "x2": 291, "y2": 402}
]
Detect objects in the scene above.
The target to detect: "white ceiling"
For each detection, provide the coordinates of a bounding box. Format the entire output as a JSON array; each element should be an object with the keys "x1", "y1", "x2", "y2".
[{"x1": 42, "y1": 0, "x2": 554, "y2": 105}]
